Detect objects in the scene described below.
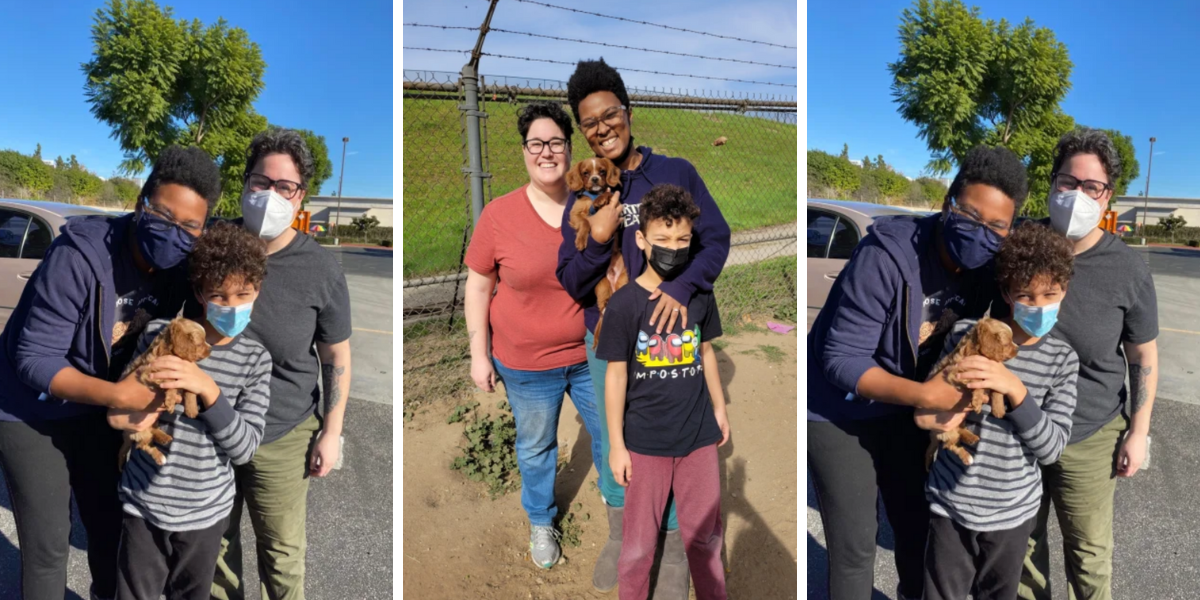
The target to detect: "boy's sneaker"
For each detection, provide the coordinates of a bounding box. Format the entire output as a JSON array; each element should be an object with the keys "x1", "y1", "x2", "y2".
[{"x1": 530, "y1": 525, "x2": 562, "y2": 569}]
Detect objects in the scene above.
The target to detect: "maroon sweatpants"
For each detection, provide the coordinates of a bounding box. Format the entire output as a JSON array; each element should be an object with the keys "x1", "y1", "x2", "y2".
[{"x1": 618, "y1": 443, "x2": 727, "y2": 600}]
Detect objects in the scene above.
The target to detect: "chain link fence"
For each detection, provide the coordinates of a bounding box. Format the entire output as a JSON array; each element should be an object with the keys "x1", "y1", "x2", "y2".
[{"x1": 402, "y1": 69, "x2": 797, "y2": 414}]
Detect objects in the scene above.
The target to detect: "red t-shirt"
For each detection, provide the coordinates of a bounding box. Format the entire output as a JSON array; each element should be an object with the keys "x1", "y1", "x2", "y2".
[{"x1": 464, "y1": 185, "x2": 586, "y2": 370}]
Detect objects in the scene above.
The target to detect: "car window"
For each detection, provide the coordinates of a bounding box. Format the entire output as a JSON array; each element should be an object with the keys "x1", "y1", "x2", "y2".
[
  {"x1": 807, "y1": 209, "x2": 838, "y2": 258},
  {"x1": 21, "y1": 217, "x2": 53, "y2": 260},
  {"x1": 828, "y1": 218, "x2": 860, "y2": 260},
  {"x1": 0, "y1": 209, "x2": 30, "y2": 259}
]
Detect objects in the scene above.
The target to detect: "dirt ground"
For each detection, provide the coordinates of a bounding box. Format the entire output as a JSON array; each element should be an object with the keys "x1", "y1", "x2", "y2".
[{"x1": 403, "y1": 327, "x2": 799, "y2": 599}]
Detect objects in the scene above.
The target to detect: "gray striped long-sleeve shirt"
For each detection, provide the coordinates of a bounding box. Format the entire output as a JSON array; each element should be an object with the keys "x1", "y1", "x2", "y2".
[
  {"x1": 118, "y1": 319, "x2": 271, "y2": 532},
  {"x1": 926, "y1": 319, "x2": 1079, "y2": 532}
]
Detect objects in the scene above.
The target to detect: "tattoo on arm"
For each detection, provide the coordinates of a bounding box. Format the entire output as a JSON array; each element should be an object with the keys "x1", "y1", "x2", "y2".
[
  {"x1": 469, "y1": 330, "x2": 477, "y2": 341},
  {"x1": 1129, "y1": 363, "x2": 1152, "y2": 416},
  {"x1": 322, "y1": 363, "x2": 347, "y2": 414}
]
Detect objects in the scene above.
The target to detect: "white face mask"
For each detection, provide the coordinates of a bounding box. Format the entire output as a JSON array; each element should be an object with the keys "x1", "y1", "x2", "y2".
[
  {"x1": 1049, "y1": 189, "x2": 1101, "y2": 241},
  {"x1": 242, "y1": 189, "x2": 296, "y2": 240}
]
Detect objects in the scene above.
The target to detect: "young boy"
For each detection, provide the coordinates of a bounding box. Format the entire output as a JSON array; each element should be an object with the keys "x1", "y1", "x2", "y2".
[
  {"x1": 916, "y1": 221, "x2": 1080, "y2": 600},
  {"x1": 107, "y1": 221, "x2": 272, "y2": 600},
  {"x1": 596, "y1": 184, "x2": 730, "y2": 600}
]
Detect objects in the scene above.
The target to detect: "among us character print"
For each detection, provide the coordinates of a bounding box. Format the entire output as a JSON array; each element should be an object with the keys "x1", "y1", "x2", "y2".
[{"x1": 636, "y1": 324, "x2": 702, "y2": 368}]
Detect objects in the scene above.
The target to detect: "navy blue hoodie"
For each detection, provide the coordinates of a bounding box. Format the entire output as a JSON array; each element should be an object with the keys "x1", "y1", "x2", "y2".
[
  {"x1": 0, "y1": 213, "x2": 188, "y2": 422},
  {"x1": 557, "y1": 146, "x2": 732, "y2": 332},
  {"x1": 807, "y1": 214, "x2": 1003, "y2": 422}
]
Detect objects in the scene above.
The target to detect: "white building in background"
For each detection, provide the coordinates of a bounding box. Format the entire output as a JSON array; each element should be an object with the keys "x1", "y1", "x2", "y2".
[
  {"x1": 1112, "y1": 196, "x2": 1200, "y2": 227},
  {"x1": 306, "y1": 196, "x2": 393, "y2": 228}
]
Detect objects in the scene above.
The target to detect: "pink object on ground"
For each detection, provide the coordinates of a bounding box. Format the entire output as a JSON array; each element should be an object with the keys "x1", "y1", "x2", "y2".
[{"x1": 767, "y1": 321, "x2": 796, "y2": 334}]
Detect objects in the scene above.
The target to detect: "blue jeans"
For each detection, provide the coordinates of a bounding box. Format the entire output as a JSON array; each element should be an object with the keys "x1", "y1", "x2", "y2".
[
  {"x1": 585, "y1": 330, "x2": 680, "y2": 531},
  {"x1": 493, "y1": 358, "x2": 604, "y2": 527}
]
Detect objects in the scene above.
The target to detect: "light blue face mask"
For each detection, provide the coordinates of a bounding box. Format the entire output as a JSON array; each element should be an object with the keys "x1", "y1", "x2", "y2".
[
  {"x1": 207, "y1": 301, "x2": 253, "y2": 338},
  {"x1": 1011, "y1": 299, "x2": 1060, "y2": 338}
]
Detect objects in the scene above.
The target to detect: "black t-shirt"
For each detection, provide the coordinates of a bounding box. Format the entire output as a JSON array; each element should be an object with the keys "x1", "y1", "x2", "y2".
[
  {"x1": 109, "y1": 242, "x2": 172, "y2": 379},
  {"x1": 596, "y1": 283, "x2": 723, "y2": 457},
  {"x1": 916, "y1": 241, "x2": 967, "y2": 380}
]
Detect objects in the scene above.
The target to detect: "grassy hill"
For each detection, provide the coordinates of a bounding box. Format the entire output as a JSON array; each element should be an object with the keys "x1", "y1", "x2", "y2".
[{"x1": 402, "y1": 97, "x2": 797, "y2": 278}]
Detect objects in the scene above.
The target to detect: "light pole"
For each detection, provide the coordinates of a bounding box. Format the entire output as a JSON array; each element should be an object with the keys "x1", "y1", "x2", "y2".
[
  {"x1": 1142, "y1": 136, "x2": 1156, "y2": 245},
  {"x1": 335, "y1": 136, "x2": 349, "y2": 245}
]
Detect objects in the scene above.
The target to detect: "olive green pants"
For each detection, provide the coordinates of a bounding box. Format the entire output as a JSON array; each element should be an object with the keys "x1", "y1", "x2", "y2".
[
  {"x1": 1019, "y1": 415, "x2": 1126, "y2": 600},
  {"x1": 212, "y1": 414, "x2": 320, "y2": 600}
]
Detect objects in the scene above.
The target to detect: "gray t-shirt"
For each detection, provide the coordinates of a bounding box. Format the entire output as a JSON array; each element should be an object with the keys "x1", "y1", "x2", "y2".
[
  {"x1": 1051, "y1": 232, "x2": 1158, "y2": 443},
  {"x1": 240, "y1": 230, "x2": 352, "y2": 444}
]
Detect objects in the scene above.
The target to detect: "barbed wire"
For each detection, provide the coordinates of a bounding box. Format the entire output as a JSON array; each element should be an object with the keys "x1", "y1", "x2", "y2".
[
  {"x1": 405, "y1": 23, "x2": 795, "y2": 70},
  {"x1": 402, "y1": 47, "x2": 797, "y2": 88},
  {"x1": 509, "y1": 0, "x2": 797, "y2": 50}
]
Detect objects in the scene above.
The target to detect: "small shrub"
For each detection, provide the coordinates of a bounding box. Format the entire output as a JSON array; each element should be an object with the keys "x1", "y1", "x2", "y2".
[
  {"x1": 380, "y1": 239, "x2": 392, "y2": 248},
  {"x1": 557, "y1": 504, "x2": 588, "y2": 548},
  {"x1": 1188, "y1": 240, "x2": 1199, "y2": 248},
  {"x1": 446, "y1": 401, "x2": 478, "y2": 424},
  {"x1": 450, "y1": 409, "x2": 520, "y2": 498}
]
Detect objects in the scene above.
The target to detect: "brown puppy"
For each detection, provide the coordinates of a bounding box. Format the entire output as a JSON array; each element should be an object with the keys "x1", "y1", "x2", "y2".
[
  {"x1": 924, "y1": 317, "x2": 1019, "y2": 469},
  {"x1": 566, "y1": 157, "x2": 627, "y2": 348},
  {"x1": 118, "y1": 318, "x2": 212, "y2": 469}
]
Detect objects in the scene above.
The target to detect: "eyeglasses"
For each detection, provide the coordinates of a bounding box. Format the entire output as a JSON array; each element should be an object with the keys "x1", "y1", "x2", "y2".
[
  {"x1": 579, "y1": 105, "x2": 627, "y2": 133},
  {"x1": 141, "y1": 198, "x2": 203, "y2": 238},
  {"x1": 523, "y1": 137, "x2": 568, "y2": 155},
  {"x1": 1052, "y1": 172, "x2": 1111, "y2": 200},
  {"x1": 245, "y1": 173, "x2": 305, "y2": 200},
  {"x1": 947, "y1": 197, "x2": 1010, "y2": 237}
]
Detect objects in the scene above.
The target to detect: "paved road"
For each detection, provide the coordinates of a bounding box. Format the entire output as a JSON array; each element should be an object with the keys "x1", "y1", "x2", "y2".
[
  {"x1": 806, "y1": 244, "x2": 1200, "y2": 599},
  {"x1": 0, "y1": 245, "x2": 394, "y2": 599}
]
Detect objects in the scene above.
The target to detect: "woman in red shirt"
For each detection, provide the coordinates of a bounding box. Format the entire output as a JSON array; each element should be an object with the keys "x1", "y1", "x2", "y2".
[{"x1": 464, "y1": 101, "x2": 604, "y2": 570}]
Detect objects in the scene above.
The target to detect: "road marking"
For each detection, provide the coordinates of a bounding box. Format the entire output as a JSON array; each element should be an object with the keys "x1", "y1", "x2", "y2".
[
  {"x1": 354, "y1": 327, "x2": 393, "y2": 335},
  {"x1": 1161, "y1": 327, "x2": 1200, "y2": 336}
]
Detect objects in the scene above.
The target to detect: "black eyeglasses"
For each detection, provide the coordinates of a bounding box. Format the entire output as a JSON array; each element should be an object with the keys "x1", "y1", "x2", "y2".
[
  {"x1": 947, "y1": 197, "x2": 1010, "y2": 237},
  {"x1": 579, "y1": 105, "x2": 627, "y2": 133},
  {"x1": 523, "y1": 137, "x2": 568, "y2": 155},
  {"x1": 141, "y1": 198, "x2": 203, "y2": 237},
  {"x1": 245, "y1": 173, "x2": 306, "y2": 199},
  {"x1": 1052, "y1": 172, "x2": 1112, "y2": 200}
]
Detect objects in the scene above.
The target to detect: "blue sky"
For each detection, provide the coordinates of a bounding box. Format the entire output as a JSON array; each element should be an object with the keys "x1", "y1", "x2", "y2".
[
  {"x1": 400, "y1": 0, "x2": 797, "y2": 95},
  {"x1": 0, "y1": 0, "x2": 393, "y2": 198},
  {"x1": 808, "y1": 0, "x2": 1197, "y2": 198}
]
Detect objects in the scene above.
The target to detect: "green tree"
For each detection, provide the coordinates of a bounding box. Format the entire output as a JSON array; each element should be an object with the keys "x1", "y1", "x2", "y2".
[
  {"x1": 917, "y1": 176, "x2": 949, "y2": 206},
  {"x1": 839, "y1": 143, "x2": 850, "y2": 160},
  {"x1": 1098, "y1": 128, "x2": 1139, "y2": 197},
  {"x1": 807, "y1": 149, "x2": 859, "y2": 197},
  {"x1": 876, "y1": 154, "x2": 888, "y2": 171},
  {"x1": 1161, "y1": 214, "x2": 1187, "y2": 242},
  {"x1": 889, "y1": 0, "x2": 1072, "y2": 177},
  {"x1": 0, "y1": 150, "x2": 54, "y2": 195},
  {"x1": 34, "y1": 144, "x2": 42, "y2": 160},
  {"x1": 82, "y1": 0, "x2": 267, "y2": 215},
  {"x1": 55, "y1": 156, "x2": 66, "y2": 170},
  {"x1": 862, "y1": 155, "x2": 873, "y2": 170},
  {"x1": 69, "y1": 154, "x2": 80, "y2": 170},
  {"x1": 275, "y1": 126, "x2": 333, "y2": 196}
]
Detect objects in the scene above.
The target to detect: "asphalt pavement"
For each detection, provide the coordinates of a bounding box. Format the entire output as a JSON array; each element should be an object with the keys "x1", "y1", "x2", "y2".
[
  {"x1": 807, "y1": 244, "x2": 1200, "y2": 599},
  {"x1": 0, "y1": 245, "x2": 395, "y2": 599}
]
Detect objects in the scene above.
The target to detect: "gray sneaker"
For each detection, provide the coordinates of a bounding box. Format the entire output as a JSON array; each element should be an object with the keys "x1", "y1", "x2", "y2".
[{"x1": 530, "y1": 524, "x2": 562, "y2": 569}]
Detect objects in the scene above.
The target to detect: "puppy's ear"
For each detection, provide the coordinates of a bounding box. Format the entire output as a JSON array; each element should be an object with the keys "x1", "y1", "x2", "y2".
[
  {"x1": 605, "y1": 160, "x2": 622, "y2": 188},
  {"x1": 565, "y1": 163, "x2": 583, "y2": 192}
]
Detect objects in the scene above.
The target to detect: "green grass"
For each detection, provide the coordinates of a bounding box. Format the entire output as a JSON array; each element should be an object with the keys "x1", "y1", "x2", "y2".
[
  {"x1": 402, "y1": 96, "x2": 797, "y2": 278},
  {"x1": 713, "y1": 254, "x2": 798, "y2": 326}
]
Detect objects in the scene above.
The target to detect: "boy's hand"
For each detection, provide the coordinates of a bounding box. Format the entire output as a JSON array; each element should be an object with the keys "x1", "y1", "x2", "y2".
[
  {"x1": 111, "y1": 372, "x2": 160, "y2": 411},
  {"x1": 715, "y1": 408, "x2": 731, "y2": 446},
  {"x1": 108, "y1": 408, "x2": 160, "y2": 432},
  {"x1": 148, "y1": 356, "x2": 220, "y2": 408},
  {"x1": 610, "y1": 446, "x2": 633, "y2": 487},
  {"x1": 920, "y1": 374, "x2": 974, "y2": 412},
  {"x1": 587, "y1": 192, "x2": 623, "y2": 244},
  {"x1": 955, "y1": 356, "x2": 1027, "y2": 405},
  {"x1": 648, "y1": 288, "x2": 686, "y2": 334},
  {"x1": 915, "y1": 407, "x2": 968, "y2": 432}
]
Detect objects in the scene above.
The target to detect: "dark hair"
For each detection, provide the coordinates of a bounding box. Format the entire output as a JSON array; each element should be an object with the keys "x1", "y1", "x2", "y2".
[
  {"x1": 243, "y1": 128, "x2": 315, "y2": 187},
  {"x1": 638, "y1": 184, "x2": 700, "y2": 230},
  {"x1": 517, "y1": 101, "x2": 574, "y2": 143},
  {"x1": 996, "y1": 221, "x2": 1075, "y2": 293},
  {"x1": 566, "y1": 58, "x2": 630, "y2": 125},
  {"x1": 1050, "y1": 128, "x2": 1121, "y2": 185},
  {"x1": 140, "y1": 145, "x2": 222, "y2": 210},
  {"x1": 188, "y1": 220, "x2": 268, "y2": 293},
  {"x1": 946, "y1": 145, "x2": 1029, "y2": 214}
]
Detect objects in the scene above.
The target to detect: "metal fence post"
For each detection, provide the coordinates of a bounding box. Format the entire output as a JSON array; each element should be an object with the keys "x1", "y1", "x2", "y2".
[{"x1": 461, "y1": 64, "x2": 487, "y2": 224}]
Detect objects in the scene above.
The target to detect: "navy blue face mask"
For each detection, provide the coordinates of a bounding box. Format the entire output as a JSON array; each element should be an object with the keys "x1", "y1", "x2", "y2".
[
  {"x1": 941, "y1": 204, "x2": 1002, "y2": 271},
  {"x1": 135, "y1": 203, "x2": 196, "y2": 271}
]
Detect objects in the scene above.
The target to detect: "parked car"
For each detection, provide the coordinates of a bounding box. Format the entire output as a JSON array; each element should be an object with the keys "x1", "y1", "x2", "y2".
[
  {"x1": 806, "y1": 199, "x2": 928, "y2": 330},
  {"x1": 0, "y1": 199, "x2": 119, "y2": 328}
]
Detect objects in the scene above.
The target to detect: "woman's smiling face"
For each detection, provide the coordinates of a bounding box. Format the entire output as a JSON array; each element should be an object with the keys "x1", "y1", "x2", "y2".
[
  {"x1": 577, "y1": 91, "x2": 632, "y2": 164},
  {"x1": 522, "y1": 117, "x2": 571, "y2": 189}
]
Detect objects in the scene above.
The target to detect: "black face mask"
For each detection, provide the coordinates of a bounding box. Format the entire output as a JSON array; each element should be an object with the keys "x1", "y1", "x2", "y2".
[{"x1": 648, "y1": 243, "x2": 690, "y2": 280}]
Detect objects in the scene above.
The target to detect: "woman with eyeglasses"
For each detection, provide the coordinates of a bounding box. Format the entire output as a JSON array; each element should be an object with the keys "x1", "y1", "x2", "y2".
[
  {"x1": 210, "y1": 128, "x2": 354, "y2": 600},
  {"x1": 807, "y1": 146, "x2": 1028, "y2": 600},
  {"x1": 0, "y1": 145, "x2": 219, "y2": 600},
  {"x1": 463, "y1": 100, "x2": 605, "y2": 571},
  {"x1": 1019, "y1": 128, "x2": 1159, "y2": 600}
]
